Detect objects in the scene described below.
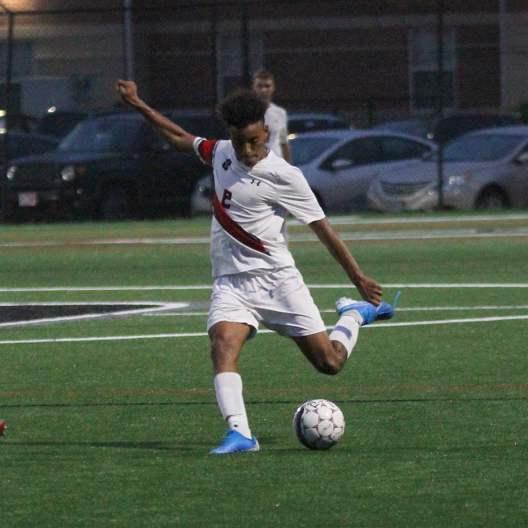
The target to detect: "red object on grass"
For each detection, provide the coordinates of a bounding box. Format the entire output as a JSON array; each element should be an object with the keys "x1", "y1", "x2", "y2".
[{"x1": 0, "y1": 420, "x2": 6, "y2": 436}]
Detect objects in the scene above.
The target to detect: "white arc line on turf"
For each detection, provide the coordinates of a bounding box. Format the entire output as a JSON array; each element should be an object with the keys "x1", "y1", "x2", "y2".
[
  {"x1": 0, "y1": 303, "x2": 188, "y2": 329},
  {"x1": 1, "y1": 314, "x2": 528, "y2": 345}
]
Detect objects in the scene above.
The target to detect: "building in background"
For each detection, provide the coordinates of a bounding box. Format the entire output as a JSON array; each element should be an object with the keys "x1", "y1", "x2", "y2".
[{"x1": 0, "y1": 1, "x2": 527, "y2": 124}]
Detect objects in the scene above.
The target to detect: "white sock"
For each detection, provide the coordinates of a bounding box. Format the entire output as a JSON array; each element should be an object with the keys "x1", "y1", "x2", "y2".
[
  {"x1": 329, "y1": 313, "x2": 360, "y2": 358},
  {"x1": 214, "y1": 372, "x2": 252, "y2": 439}
]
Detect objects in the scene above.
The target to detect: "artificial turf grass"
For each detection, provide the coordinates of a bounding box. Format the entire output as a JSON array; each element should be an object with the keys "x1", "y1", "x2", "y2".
[{"x1": 2, "y1": 213, "x2": 528, "y2": 527}]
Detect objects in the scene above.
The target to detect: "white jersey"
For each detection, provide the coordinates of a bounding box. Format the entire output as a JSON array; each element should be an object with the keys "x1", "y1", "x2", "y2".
[
  {"x1": 193, "y1": 137, "x2": 325, "y2": 278},
  {"x1": 265, "y1": 102, "x2": 288, "y2": 158}
]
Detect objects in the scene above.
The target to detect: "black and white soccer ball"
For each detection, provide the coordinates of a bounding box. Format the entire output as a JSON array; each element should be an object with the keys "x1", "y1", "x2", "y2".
[{"x1": 292, "y1": 399, "x2": 345, "y2": 450}]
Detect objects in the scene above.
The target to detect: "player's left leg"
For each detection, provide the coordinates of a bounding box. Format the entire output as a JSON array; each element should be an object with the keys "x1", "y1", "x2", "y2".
[
  {"x1": 207, "y1": 271, "x2": 267, "y2": 454},
  {"x1": 208, "y1": 321, "x2": 260, "y2": 455}
]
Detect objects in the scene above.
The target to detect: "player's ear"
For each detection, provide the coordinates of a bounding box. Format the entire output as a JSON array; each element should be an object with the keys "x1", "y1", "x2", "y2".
[{"x1": 263, "y1": 124, "x2": 270, "y2": 141}]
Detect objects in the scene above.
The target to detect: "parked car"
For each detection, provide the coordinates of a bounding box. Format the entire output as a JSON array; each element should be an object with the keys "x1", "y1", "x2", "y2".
[
  {"x1": 372, "y1": 117, "x2": 432, "y2": 139},
  {"x1": 289, "y1": 130, "x2": 435, "y2": 211},
  {"x1": 367, "y1": 125, "x2": 528, "y2": 212},
  {"x1": 427, "y1": 112, "x2": 522, "y2": 144},
  {"x1": 288, "y1": 112, "x2": 351, "y2": 136},
  {"x1": 373, "y1": 112, "x2": 522, "y2": 144},
  {"x1": 190, "y1": 173, "x2": 213, "y2": 215},
  {"x1": 0, "y1": 130, "x2": 58, "y2": 161},
  {"x1": 2, "y1": 110, "x2": 225, "y2": 221},
  {"x1": 0, "y1": 112, "x2": 39, "y2": 134},
  {"x1": 191, "y1": 129, "x2": 435, "y2": 215},
  {"x1": 34, "y1": 110, "x2": 89, "y2": 139}
]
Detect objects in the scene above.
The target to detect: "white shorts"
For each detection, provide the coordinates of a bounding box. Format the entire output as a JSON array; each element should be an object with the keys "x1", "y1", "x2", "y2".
[{"x1": 207, "y1": 266, "x2": 326, "y2": 338}]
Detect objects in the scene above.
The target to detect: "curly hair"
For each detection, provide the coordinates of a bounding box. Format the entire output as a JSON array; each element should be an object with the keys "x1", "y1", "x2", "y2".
[{"x1": 218, "y1": 88, "x2": 267, "y2": 129}]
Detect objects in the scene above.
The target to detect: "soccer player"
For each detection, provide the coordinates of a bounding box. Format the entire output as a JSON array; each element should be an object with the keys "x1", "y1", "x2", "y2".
[
  {"x1": 116, "y1": 80, "x2": 396, "y2": 455},
  {"x1": 0, "y1": 419, "x2": 6, "y2": 437},
  {"x1": 252, "y1": 69, "x2": 291, "y2": 162}
]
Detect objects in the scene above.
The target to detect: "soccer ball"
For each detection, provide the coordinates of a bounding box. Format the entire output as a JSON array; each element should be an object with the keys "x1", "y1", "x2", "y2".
[{"x1": 292, "y1": 399, "x2": 345, "y2": 450}]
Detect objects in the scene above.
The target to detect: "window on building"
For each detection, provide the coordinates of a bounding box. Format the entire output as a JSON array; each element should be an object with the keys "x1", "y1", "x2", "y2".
[
  {"x1": 410, "y1": 28, "x2": 455, "y2": 110},
  {"x1": 217, "y1": 32, "x2": 262, "y2": 100}
]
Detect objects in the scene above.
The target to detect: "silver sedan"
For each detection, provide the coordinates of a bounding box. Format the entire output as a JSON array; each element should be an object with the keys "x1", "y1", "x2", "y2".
[
  {"x1": 367, "y1": 126, "x2": 528, "y2": 212},
  {"x1": 289, "y1": 130, "x2": 435, "y2": 212}
]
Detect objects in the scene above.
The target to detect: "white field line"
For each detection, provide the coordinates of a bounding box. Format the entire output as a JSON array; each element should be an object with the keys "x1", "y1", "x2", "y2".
[
  {"x1": 145, "y1": 305, "x2": 528, "y2": 317},
  {"x1": 1, "y1": 212, "x2": 527, "y2": 250},
  {"x1": 3, "y1": 210, "x2": 528, "y2": 251},
  {"x1": 288, "y1": 212, "x2": 528, "y2": 226},
  {"x1": 1, "y1": 228, "x2": 528, "y2": 248},
  {"x1": 311, "y1": 283, "x2": 528, "y2": 289},
  {"x1": 333, "y1": 229, "x2": 528, "y2": 241},
  {"x1": 2, "y1": 283, "x2": 528, "y2": 293},
  {"x1": 1, "y1": 313, "x2": 528, "y2": 346}
]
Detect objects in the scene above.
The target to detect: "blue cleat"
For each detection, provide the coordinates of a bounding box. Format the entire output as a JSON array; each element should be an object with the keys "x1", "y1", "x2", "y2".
[
  {"x1": 336, "y1": 291, "x2": 400, "y2": 326},
  {"x1": 336, "y1": 297, "x2": 376, "y2": 325},
  {"x1": 210, "y1": 430, "x2": 260, "y2": 455},
  {"x1": 375, "y1": 291, "x2": 401, "y2": 321}
]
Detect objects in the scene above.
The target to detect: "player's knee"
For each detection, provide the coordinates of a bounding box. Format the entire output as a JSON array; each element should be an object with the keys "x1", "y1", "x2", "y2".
[
  {"x1": 313, "y1": 349, "x2": 345, "y2": 376},
  {"x1": 211, "y1": 333, "x2": 234, "y2": 354},
  {"x1": 319, "y1": 360, "x2": 343, "y2": 376},
  {"x1": 210, "y1": 329, "x2": 241, "y2": 361}
]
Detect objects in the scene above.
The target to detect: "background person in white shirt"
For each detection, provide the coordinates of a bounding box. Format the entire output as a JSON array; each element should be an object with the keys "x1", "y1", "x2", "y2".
[
  {"x1": 117, "y1": 80, "x2": 396, "y2": 455},
  {"x1": 252, "y1": 69, "x2": 291, "y2": 162}
]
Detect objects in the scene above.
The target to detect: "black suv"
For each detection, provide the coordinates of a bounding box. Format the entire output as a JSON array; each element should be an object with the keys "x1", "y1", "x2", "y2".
[{"x1": 1, "y1": 110, "x2": 225, "y2": 221}]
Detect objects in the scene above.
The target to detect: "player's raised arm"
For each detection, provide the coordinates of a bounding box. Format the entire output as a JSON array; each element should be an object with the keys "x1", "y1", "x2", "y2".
[
  {"x1": 116, "y1": 79, "x2": 195, "y2": 152},
  {"x1": 309, "y1": 217, "x2": 383, "y2": 305}
]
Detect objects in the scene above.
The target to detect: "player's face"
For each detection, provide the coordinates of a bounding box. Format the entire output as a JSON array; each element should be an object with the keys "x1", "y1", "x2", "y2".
[
  {"x1": 253, "y1": 78, "x2": 275, "y2": 104},
  {"x1": 229, "y1": 121, "x2": 269, "y2": 167}
]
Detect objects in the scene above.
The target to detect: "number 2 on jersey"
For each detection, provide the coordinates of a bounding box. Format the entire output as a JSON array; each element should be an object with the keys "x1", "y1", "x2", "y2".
[{"x1": 221, "y1": 189, "x2": 232, "y2": 209}]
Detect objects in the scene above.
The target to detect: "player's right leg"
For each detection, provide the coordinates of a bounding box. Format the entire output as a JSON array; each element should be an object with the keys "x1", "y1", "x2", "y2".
[
  {"x1": 328, "y1": 295, "x2": 398, "y2": 356},
  {"x1": 292, "y1": 295, "x2": 398, "y2": 375}
]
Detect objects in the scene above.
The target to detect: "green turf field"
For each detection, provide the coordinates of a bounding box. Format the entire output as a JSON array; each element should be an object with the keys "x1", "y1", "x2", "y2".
[{"x1": 1, "y1": 212, "x2": 528, "y2": 527}]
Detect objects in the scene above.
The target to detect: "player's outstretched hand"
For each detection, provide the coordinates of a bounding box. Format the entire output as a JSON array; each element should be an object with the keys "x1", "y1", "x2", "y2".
[
  {"x1": 355, "y1": 275, "x2": 383, "y2": 306},
  {"x1": 116, "y1": 79, "x2": 141, "y2": 107}
]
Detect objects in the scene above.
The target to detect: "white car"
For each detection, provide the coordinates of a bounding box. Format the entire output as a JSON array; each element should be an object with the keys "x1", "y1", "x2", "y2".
[
  {"x1": 367, "y1": 125, "x2": 528, "y2": 212},
  {"x1": 190, "y1": 174, "x2": 213, "y2": 215},
  {"x1": 190, "y1": 129, "x2": 435, "y2": 214}
]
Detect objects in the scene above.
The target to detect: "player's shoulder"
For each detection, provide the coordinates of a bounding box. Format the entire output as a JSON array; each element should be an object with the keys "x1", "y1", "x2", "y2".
[
  {"x1": 208, "y1": 139, "x2": 233, "y2": 157},
  {"x1": 216, "y1": 138, "x2": 231, "y2": 149}
]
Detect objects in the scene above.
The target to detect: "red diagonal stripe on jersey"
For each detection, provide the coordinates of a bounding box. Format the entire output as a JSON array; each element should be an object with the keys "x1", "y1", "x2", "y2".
[{"x1": 212, "y1": 193, "x2": 269, "y2": 255}]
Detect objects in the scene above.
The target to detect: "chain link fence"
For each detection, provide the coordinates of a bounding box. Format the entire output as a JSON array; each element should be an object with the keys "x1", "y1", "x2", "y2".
[{"x1": 1, "y1": 1, "x2": 526, "y2": 129}]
